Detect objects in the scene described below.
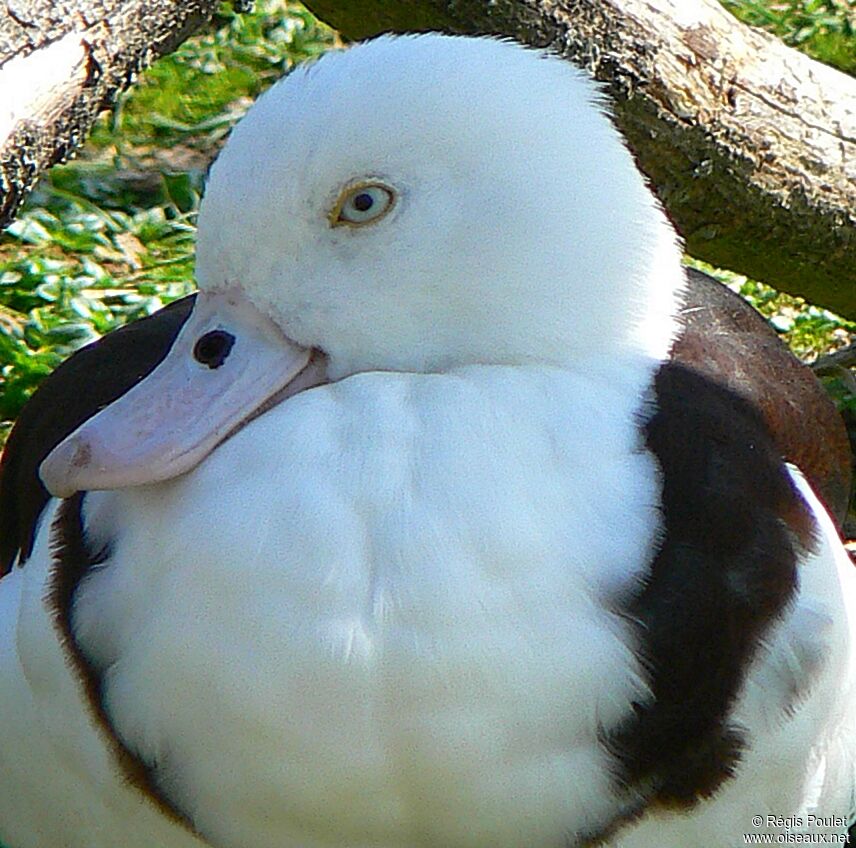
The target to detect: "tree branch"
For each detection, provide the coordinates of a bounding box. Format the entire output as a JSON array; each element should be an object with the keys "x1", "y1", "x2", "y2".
[{"x1": 302, "y1": 0, "x2": 856, "y2": 320}]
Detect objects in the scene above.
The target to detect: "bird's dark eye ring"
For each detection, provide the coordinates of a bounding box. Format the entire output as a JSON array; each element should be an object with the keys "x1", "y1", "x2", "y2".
[{"x1": 194, "y1": 330, "x2": 235, "y2": 369}]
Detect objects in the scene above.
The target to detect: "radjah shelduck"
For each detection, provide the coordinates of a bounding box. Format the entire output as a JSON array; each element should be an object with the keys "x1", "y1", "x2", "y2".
[{"x1": 0, "y1": 33, "x2": 854, "y2": 848}]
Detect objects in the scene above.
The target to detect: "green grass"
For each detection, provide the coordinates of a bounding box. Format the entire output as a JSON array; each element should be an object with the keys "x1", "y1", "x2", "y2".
[
  {"x1": 721, "y1": 0, "x2": 855, "y2": 74},
  {"x1": 0, "y1": 0, "x2": 854, "y2": 443}
]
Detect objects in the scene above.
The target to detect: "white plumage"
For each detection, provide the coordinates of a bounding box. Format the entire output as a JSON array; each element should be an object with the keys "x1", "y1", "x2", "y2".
[{"x1": 1, "y1": 33, "x2": 854, "y2": 848}]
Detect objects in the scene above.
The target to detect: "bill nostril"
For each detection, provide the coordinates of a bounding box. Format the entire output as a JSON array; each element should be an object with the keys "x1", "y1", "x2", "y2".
[{"x1": 193, "y1": 330, "x2": 236, "y2": 369}]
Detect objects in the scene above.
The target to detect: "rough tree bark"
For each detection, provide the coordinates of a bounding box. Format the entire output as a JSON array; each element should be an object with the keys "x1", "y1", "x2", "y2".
[
  {"x1": 0, "y1": 0, "x2": 231, "y2": 227},
  {"x1": 1, "y1": 0, "x2": 854, "y2": 318},
  {"x1": 302, "y1": 0, "x2": 856, "y2": 320}
]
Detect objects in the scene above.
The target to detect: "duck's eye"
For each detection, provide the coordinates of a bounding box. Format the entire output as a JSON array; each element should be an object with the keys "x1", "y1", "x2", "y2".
[{"x1": 332, "y1": 182, "x2": 396, "y2": 227}]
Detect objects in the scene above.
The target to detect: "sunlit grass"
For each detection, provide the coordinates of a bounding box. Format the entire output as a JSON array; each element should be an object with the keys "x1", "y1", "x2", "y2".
[{"x1": 721, "y1": 0, "x2": 855, "y2": 74}]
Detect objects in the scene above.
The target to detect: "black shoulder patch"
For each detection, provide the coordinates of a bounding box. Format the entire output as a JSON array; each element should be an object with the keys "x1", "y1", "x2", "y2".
[
  {"x1": 47, "y1": 494, "x2": 196, "y2": 833},
  {"x1": 604, "y1": 362, "x2": 816, "y2": 818}
]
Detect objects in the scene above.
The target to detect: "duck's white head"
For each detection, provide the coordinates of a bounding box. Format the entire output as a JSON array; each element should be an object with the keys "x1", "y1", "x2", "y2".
[{"x1": 41, "y1": 33, "x2": 685, "y2": 497}]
